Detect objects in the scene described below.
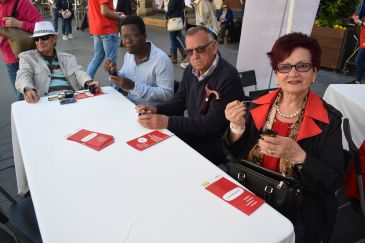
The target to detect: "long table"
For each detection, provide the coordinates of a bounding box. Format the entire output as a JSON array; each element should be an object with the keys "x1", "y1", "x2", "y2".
[
  {"x1": 323, "y1": 84, "x2": 365, "y2": 149},
  {"x1": 12, "y1": 87, "x2": 295, "y2": 243}
]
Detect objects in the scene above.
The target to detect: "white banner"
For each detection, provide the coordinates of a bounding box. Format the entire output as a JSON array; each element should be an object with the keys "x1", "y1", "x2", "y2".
[{"x1": 236, "y1": 0, "x2": 320, "y2": 89}]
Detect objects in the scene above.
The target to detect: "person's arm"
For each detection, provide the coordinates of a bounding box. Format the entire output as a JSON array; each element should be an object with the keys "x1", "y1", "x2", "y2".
[
  {"x1": 6, "y1": 0, "x2": 43, "y2": 32},
  {"x1": 165, "y1": 70, "x2": 244, "y2": 136},
  {"x1": 15, "y1": 54, "x2": 37, "y2": 96},
  {"x1": 100, "y1": 2, "x2": 120, "y2": 19},
  {"x1": 128, "y1": 55, "x2": 174, "y2": 104}
]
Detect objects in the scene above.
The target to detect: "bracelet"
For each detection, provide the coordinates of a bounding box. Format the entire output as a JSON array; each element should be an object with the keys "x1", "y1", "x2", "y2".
[{"x1": 229, "y1": 122, "x2": 245, "y2": 135}]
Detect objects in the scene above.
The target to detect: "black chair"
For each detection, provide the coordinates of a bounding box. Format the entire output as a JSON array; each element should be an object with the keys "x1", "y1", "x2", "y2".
[
  {"x1": 329, "y1": 119, "x2": 365, "y2": 243},
  {"x1": 239, "y1": 70, "x2": 257, "y2": 89},
  {"x1": 239, "y1": 70, "x2": 277, "y2": 99},
  {"x1": 0, "y1": 186, "x2": 42, "y2": 243},
  {"x1": 343, "y1": 118, "x2": 365, "y2": 216},
  {"x1": 248, "y1": 88, "x2": 277, "y2": 99}
]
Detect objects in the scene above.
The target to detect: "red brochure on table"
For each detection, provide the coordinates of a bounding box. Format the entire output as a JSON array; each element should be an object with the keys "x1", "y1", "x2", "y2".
[
  {"x1": 74, "y1": 91, "x2": 105, "y2": 100},
  {"x1": 127, "y1": 130, "x2": 170, "y2": 151},
  {"x1": 67, "y1": 129, "x2": 114, "y2": 151},
  {"x1": 205, "y1": 176, "x2": 264, "y2": 216}
]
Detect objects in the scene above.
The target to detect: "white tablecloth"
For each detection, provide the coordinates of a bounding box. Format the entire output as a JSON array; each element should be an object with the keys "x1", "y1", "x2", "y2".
[
  {"x1": 12, "y1": 87, "x2": 295, "y2": 243},
  {"x1": 323, "y1": 84, "x2": 365, "y2": 149}
]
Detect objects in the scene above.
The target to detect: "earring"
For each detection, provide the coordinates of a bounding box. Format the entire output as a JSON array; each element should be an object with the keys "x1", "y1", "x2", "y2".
[{"x1": 312, "y1": 80, "x2": 315, "y2": 84}]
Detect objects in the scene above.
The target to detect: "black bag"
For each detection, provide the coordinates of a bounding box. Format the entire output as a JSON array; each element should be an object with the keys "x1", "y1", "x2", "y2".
[{"x1": 228, "y1": 158, "x2": 303, "y2": 219}]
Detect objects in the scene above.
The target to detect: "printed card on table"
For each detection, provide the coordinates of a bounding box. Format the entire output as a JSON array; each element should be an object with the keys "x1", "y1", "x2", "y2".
[
  {"x1": 204, "y1": 176, "x2": 264, "y2": 216},
  {"x1": 67, "y1": 129, "x2": 114, "y2": 151},
  {"x1": 127, "y1": 130, "x2": 170, "y2": 151},
  {"x1": 74, "y1": 91, "x2": 105, "y2": 100}
]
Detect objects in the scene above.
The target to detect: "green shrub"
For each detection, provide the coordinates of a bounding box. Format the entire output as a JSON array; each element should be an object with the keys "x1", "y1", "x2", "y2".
[{"x1": 316, "y1": 0, "x2": 361, "y2": 29}]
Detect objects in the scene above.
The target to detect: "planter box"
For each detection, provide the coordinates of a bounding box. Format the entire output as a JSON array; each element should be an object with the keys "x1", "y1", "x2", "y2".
[{"x1": 311, "y1": 26, "x2": 357, "y2": 71}]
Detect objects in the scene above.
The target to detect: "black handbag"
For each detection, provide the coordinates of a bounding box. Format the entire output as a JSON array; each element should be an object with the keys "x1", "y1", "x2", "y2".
[{"x1": 228, "y1": 158, "x2": 303, "y2": 220}]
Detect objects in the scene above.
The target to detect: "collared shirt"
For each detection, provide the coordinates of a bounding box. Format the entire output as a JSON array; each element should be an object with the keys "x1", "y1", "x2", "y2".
[
  {"x1": 192, "y1": 54, "x2": 219, "y2": 81},
  {"x1": 117, "y1": 42, "x2": 174, "y2": 106}
]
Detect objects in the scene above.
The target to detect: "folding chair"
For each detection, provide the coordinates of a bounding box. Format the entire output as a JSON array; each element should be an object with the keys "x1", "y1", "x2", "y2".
[
  {"x1": 343, "y1": 118, "x2": 365, "y2": 216},
  {"x1": 329, "y1": 118, "x2": 365, "y2": 243},
  {"x1": 0, "y1": 186, "x2": 42, "y2": 243}
]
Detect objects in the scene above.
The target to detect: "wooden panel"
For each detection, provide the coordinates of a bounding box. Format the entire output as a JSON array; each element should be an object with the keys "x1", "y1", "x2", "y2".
[
  {"x1": 143, "y1": 17, "x2": 167, "y2": 28},
  {"x1": 311, "y1": 26, "x2": 346, "y2": 70}
]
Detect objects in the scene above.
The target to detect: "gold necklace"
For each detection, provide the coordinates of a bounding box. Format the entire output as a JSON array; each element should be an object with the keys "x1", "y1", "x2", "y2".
[{"x1": 276, "y1": 107, "x2": 300, "y2": 118}]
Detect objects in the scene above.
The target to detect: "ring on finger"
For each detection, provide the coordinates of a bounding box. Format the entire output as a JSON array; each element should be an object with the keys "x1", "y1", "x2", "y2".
[{"x1": 268, "y1": 149, "x2": 275, "y2": 156}]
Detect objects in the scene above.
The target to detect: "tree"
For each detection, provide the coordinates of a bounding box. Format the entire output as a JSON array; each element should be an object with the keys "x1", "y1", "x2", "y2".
[{"x1": 316, "y1": 0, "x2": 361, "y2": 27}]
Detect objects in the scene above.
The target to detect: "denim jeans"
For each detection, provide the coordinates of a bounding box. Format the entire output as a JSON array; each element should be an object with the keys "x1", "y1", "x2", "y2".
[
  {"x1": 61, "y1": 18, "x2": 72, "y2": 35},
  {"x1": 6, "y1": 62, "x2": 24, "y2": 101},
  {"x1": 169, "y1": 30, "x2": 185, "y2": 56},
  {"x1": 355, "y1": 47, "x2": 365, "y2": 82},
  {"x1": 51, "y1": 7, "x2": 59, "y2": 32},
  {"x1": 87, "y1": 33, "x2": 120, "y2": 79}
]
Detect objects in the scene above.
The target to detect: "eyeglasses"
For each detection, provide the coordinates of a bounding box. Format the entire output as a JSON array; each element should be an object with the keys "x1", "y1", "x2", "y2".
[
  {"x1": 185, "y1": 41, "x2": 214, "y2": 56},
  {"x1": 32, "y1": 35, "x2": 51, "y2": 42},
  {"x1": 276, "y1": 63, "x2": 313, "y2": 73},
  {"x1": 121, "y1": 35, "x2": 139, "y2": 41}
]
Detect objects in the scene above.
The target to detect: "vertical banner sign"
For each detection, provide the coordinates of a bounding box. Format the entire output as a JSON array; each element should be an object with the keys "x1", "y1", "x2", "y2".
[{"x1": 236, "y1": 0, "x2": 320, "y2": 89}]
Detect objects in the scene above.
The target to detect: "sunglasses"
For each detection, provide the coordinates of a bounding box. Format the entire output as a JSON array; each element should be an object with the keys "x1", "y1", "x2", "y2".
[
  {"x1": 185, "y1": 41, "x2": 214, "y2": 56},
  {"x1": 276, "y1": 63, "x2": 313, "y2": 73},
  {"x1": 33, "y1": 35, "x2": 51, "y2": 42}
]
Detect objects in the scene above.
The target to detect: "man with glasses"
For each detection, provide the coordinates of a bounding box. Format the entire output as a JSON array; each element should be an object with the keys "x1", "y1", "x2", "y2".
[
  {"x1": 15, "y1": 21, "x2": 100, "y2": 103},
  {"x1": 136, "y1": 26, "x2": 244, "y2": 165},
  {"x1": 103, "y1": 15, "x2": 174, "y2": 106}
]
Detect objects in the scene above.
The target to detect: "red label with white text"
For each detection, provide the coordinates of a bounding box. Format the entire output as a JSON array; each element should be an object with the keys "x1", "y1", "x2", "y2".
[
  {"x1": 205, "y1": 176, "x2": 264, "y2": 215},
  {"x1": 67, "y1": 129, "x2": 114, "y2": 151},
  {"x1": 127, "y1": 130, "x2": 170, "y2": 151}
]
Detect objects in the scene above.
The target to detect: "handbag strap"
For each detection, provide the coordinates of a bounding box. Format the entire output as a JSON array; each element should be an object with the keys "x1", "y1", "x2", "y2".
[{"x1": 11, "y1": 0, "x2": 19, "y2": 18}]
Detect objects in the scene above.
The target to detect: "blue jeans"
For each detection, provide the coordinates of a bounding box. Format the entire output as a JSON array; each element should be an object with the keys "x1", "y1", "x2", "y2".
[
  {"x1": 169, "y1": 30, "x2": 185, "y2": 56},
  {"x1": 61, "y1": 18, "x2": 72, "y2": 35},
  {"x1": 87, "y1": 33, "x2": 120, "y2": 79},
  {"x1": 355, "y1": 47, "x2": 365, "y2": 82},
  {"x1": 51, "y1": 7, "x2": 59, "y2": 32},
  {"x1": 6, "y1": 62, "x2": 24, "y2": 101}
]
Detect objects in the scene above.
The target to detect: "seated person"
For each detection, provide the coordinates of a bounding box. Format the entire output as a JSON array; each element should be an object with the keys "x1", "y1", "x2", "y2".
[
  {"x1": 216, "y1": 3, "x2": 233, "y2": 44},
  {"x1": 104, "y1": 15, "x2": 174, "y2": 106},
  {"x1": 15, "y1": 21, "x2": 100, "y2": 103},
  {"x1": 136, "y1": 26, "x2": 244, "y2": 165},
  {"x1": 223, "y1": 32, "x2": 344, "y2": 242}
]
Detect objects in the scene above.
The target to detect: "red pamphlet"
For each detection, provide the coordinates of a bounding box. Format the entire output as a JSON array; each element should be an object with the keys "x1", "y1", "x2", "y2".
[
  {"x1": 127, "y1": 130, "x2": 170, "y2": 151},
  {"x1": 205, "y1": 176, "x2": 264, "y2": 216},
  {"x1": 74, "y1": 91, "x2": 105, "y2": 100},
  {"x1": 67, "y1": 129, "x2": 114, "y2": 151}
]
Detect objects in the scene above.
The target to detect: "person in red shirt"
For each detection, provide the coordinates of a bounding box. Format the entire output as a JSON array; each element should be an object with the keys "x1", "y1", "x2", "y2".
[
  {"x1": 0, "y1": 0, "x2": 42, "y2": 100},
  {"x1": 86, "y1": 0, "x2": 121, "y2": 79}
]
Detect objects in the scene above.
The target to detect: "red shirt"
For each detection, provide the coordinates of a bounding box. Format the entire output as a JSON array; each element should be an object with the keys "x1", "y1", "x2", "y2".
[
  {"x1": 0, "y1": 0, "x2": 43, "y2": 63},
  {"x1": 262, "y1": 119, "x2": 292, "y2": 172},
  {"x1": 88, "y1": 0, "x2": 118, "y2": 35}
]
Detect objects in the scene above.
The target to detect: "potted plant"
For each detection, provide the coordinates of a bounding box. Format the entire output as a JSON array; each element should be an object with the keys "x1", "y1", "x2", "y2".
[{"x1": 312, "y1": 0, "x2": 361, "y2": 70}]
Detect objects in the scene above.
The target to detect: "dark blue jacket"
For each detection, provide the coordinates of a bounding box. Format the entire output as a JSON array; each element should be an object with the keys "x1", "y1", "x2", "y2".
[
  {"x1": 217, "y1": 8, "x2": 233, "y2": 25},
  {"x1": 166, "y1": 0, "x2": 184, "y2": 19}
]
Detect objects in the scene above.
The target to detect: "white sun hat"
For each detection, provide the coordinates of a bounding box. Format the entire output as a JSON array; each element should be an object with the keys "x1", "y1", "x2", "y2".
[{"x1": 30, "y1": 21, "x2": 58, "y2": 38}]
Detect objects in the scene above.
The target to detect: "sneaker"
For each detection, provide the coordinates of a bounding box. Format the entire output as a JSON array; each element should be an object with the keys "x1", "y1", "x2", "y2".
[
  {"x1": 180, "y1": 61, "x2": 190, "y2": 69},
  {"x1": 62, "y1": 35, "x2": 68, "y2": 40},
  {"x1": 68, "y1": 34, "x2": 73, "y2": 39}
]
